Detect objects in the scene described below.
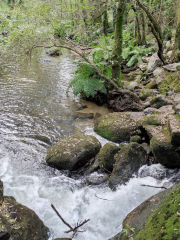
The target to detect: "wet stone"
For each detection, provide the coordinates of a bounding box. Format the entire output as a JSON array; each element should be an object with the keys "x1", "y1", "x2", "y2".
[
  {"x1": 0, "y1": 181, "x2": 3, "y2": 205},
  {"x1": 168, "y1": 115, "x2": 180, "y2": 146}
]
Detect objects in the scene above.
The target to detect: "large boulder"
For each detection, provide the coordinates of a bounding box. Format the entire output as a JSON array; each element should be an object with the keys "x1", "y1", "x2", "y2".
[
  {"x1": 46, "y1": 133, "x2": 101, "y2": 171},
  {"x1": 94, "y1": 112, "x2": 144, "y2": 143},
  {"x1": 97, "y1": 143, "x2": 120, "y2": 172},
  {"x1": 109, "y1": 143, "x2": 147, "y2": 189},
  {"x1": 0, "y1": 181, "x2": 49, "y2": 240},
  {"x1": 109, "y1": 184, "x2": 180, "y2": 240}
]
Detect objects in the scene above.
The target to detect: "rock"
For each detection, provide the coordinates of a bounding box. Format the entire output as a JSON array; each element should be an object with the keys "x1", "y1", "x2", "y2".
[
  {"x1": 46, "y1": 48, "x2": 62, "y2": 56},
  {"x1": 46, "y1": 133, "x2": 101, "y2": 171},
  {"x1": 163, "y1": 62, "x2": 180, "y2": 72},
  {"x1": 0, "y1": 226, "x2": 10, "y2": 240},
  {"x1": 139, "y1": 90, "x2": 152, "y2": 101},
  {"x1": 131, "y1": 184, "x2": 180, "y2": 240},
  {"x1": 174, "y1": 103, "x2": 180, "y2": 114},
  {"x1": 158, "y1": 105, "x2": 175, "y2": 115},
  {"x1": 174, "y1": 93, "x2": 180, "y2": 104},
  {"x1": 0, "y1": 195, "x2": 49, "y2": 240},
  {"x1": 153, "y1": 67, "x2": 164, "y2": 77},
  {"x1": 143, "y1": 107, "x2": 157, "y2": 115},
  {"x1": 143, "y1": 101, "x2": 150, "y2": 108},
  {"x1": 142, "y1": 56, "x2": 151, "y2": 63},
  {"x1": 130, "y1": 135, "x2": 141, "y2": 143},
  {"x1": 86, "y1": 174, "x2": 109, "y2": 185},
  {"x1": 141, "y1": 143, "x2": 152, "y2": 155},
  {"x1": 139, "y1": 63, "x2": 147, "y2": 71},
  {"x1": 147, "y1": 53, "x2": 162, "y2": 73},
  {"x1": 84, "y1": 157, "x2": 99, "y2": 175},
  {"x1": 168, "y1": 114, "x2": 180, "y2": 146},
  {"x1": 150, "y1": 95, "x2": 172, "y2": 109},
  {"x1": 109, "y1": 143, "x2": 147, "y2": 189},
  {"x1": 0, "y1": 181, "x2": 3, "y2": 205},
  {"x1": 145, "y1": 79, "x2": 157, "y2": 89},
  {"x1": 150, "y1": 126, "x2": 180, "y2": 168},
  {"x1": 74, "y1": 109, "x2": 94, "y2": 118},
  {"x1": 118, "y1": 184, "x2": 180, "y2": 240},
  {"x1": 124, "y1": 81, "x2": 139, "y2": 90},
  {"x1": 167, "y1": 50, "x2": 172, "y2": 58},
  {"x1": 94, "y1": 112, "x2": 144, "y2": 143},
  {"x1": 98, "y1": 143, "x2": 120, "y2": 172}
]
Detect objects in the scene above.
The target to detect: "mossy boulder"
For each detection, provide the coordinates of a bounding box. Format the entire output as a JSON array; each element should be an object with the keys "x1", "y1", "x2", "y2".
[
  {"x1": 145, "y1": 80, "x2": 157, "y2": 89},
  {"x1": 134, "y1": 184, "x2": 180, "y2": 240},
  {"x1": 150, "y1": 125, "x2": 180, "y2": 168},
  {"x1": 130, "y1": 135, "x2": 142, "y2": 143},
  {"x1": 110, "y1": 184, "x2": 179, "y2": 240},
  {"x1": 150, "y1": 95, "x2": 171, "y2": 109},
  {"x1": 97, "y1": 143, "x2": 120, "y2": 172},
  {"x1": 46, "y1": 133, "x2": 101, "y2": 171},
  {"x1": 0, "y1": 182, "x2": 49, "y2": 240},
  {"x1": 158, "y1": 71, "x2": 180, "y2": 95},
  {"x1": 94, "y1": 112, "x2": 144, "y2": 143},
  {"x1": 137, "y1": 114, "x2": 161, "y2": 127},
  {"x1": 109, "y1": 143, "x2": 147, "y2": 189},
  {"x1": 168, "y1": 114, "x2": 180, "y2": 146}
]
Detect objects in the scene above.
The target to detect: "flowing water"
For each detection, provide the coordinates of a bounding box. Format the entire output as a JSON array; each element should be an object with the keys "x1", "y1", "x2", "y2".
[{"x1": 0, "y1": 51, "x2": 176, "y2": 239}]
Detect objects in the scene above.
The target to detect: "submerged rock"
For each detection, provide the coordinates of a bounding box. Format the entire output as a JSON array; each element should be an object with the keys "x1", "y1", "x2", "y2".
[
  {"x1": 46, "y1": 133, "x2": 101, "y2": 171},
  {"x1": 0, "y1": 181, "x2": 49, "y2": 240},
  {"x1": 98, "y1": 143, "x2": 120, "y2": 172},
  {"x1": 94, "y1": 112, "x2": 144, "y2": 143},
  {"x1": 109, "y1": 143, "x2": 147, "y2": 189}
]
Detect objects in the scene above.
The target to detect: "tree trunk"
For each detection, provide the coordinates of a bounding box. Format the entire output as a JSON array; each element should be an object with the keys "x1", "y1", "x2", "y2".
[
  {"x1": 111, "y1": 0, "x2": 125, "y2": 86},
  {"x1": 135, "y1": 0, "x2": 166, "y2": 64},
  {"x1": 140, "y1": 11, "x2": 146, "y2": 45},
  {"x1": 103, "y1": 8, "x2": 108, "y2": 36}
]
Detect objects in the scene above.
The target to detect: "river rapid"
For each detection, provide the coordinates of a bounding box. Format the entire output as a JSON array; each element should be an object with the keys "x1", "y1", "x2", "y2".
[{"x1": 0, "y1": 51, "x2": 175, "y2": 240}]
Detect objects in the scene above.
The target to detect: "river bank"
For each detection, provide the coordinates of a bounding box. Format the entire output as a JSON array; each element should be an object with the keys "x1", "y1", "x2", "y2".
[{"x1": 0, "y1": 49, "x2": 179, "y2": 239}]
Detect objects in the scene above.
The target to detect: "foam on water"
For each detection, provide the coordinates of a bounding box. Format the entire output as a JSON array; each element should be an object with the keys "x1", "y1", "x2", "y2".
[{"x1": 0, "y1": 143, "x2": 171, "y2": 240}]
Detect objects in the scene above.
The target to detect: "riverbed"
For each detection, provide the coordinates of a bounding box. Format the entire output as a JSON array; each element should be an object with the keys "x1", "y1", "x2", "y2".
[{"x1": 0, "y1": 50, "x2": 172, "y2": 239}]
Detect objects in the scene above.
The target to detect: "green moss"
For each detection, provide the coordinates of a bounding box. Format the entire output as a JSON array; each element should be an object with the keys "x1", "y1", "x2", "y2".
[
  {"x1": 135, "y1": 186, "x2": 180, "y2": 240},
  {"x1": 176, "y1": 65, "x2": 180, "y2": 71},
  {"x1": 158, "y1": 71, "x2": 180, "y2": 95},
  {"x1": 138, "y1": 115, "x2": 161, "y2": 126},
  {"x1": 140, "y1": 91, "x2": 152, "y2": 101},
  {"x1": 145, "y1": 80, "x2": 157, "y2": 89}
]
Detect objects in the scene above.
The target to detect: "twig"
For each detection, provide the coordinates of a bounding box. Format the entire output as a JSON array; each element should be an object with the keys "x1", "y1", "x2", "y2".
[
  {"x1": 141, "y1": 184, "x2": 167, "y2": 189},
  {"x1": 51, "y1": 204, "x2": 90, "y2": 238},
  {"x1": 95, "y1": 194, "x2": 113, "y2": 201},
  {"x1": 51, "y1": 204, "x2": 73, "y2": 230}
]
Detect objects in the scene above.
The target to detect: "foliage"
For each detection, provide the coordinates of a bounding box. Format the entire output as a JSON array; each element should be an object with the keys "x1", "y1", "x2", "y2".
[
  {"x1": 122, "y1": 45, "x2": 153, "y2": 67},
  {"x1": 66, "y1": 73, "x2": 107, "y2": 97},
  {"x1": 67, "y1": 36, "x2": 114, "y2": 97},
  {"x1": 122, "y1": 224, "x2": 135, "y2": 240}
]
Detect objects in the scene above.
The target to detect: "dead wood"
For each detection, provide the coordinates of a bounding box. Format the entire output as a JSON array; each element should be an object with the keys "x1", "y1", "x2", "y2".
[
  {"x1": 51, "y1": 204, "x2": 90, "y2": 238},
  {"x1": 141, "y1": 184, "x2": 167, "y2": 189}
]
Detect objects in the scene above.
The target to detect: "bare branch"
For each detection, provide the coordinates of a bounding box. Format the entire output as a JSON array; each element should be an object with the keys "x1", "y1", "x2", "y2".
[
  {"x1": 141, "y1": 184, "x2": 167, "y2": 189},
  {"x1": 51, "y1": 204, "x2": 90, "y2": 238}
]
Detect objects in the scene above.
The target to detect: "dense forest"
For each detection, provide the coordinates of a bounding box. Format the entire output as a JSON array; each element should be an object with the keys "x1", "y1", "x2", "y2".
[
  {"x1": 0, "y1": 0, "x2": 178, "y2": 100},
  {"x1": 2, "y1": 1, "x2": 180, "y2": 240}
]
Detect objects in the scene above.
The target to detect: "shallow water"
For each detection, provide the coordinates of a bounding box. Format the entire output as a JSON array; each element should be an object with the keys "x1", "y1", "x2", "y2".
[{"x1": 0, "y1": 51, "x2": 174, "y2": 239}]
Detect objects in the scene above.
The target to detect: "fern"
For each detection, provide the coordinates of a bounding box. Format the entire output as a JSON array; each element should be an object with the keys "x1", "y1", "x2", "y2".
[
  {"x1": 123, "y1": 45, "x2": 153, "y2": 67},
  {"x1": 67, "y1": 74, "x2": 107, "y2": 97}
]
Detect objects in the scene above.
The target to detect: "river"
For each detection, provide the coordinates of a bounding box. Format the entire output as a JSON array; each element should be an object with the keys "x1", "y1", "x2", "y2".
[{"x1": 0, "y1": 50, "x2": 173, "y2": 239}]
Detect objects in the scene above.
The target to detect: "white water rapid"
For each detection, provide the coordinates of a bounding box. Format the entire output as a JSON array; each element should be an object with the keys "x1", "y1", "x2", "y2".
[{"x1": 0, "y1": 51, "x2": 176, "y2": 240}]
